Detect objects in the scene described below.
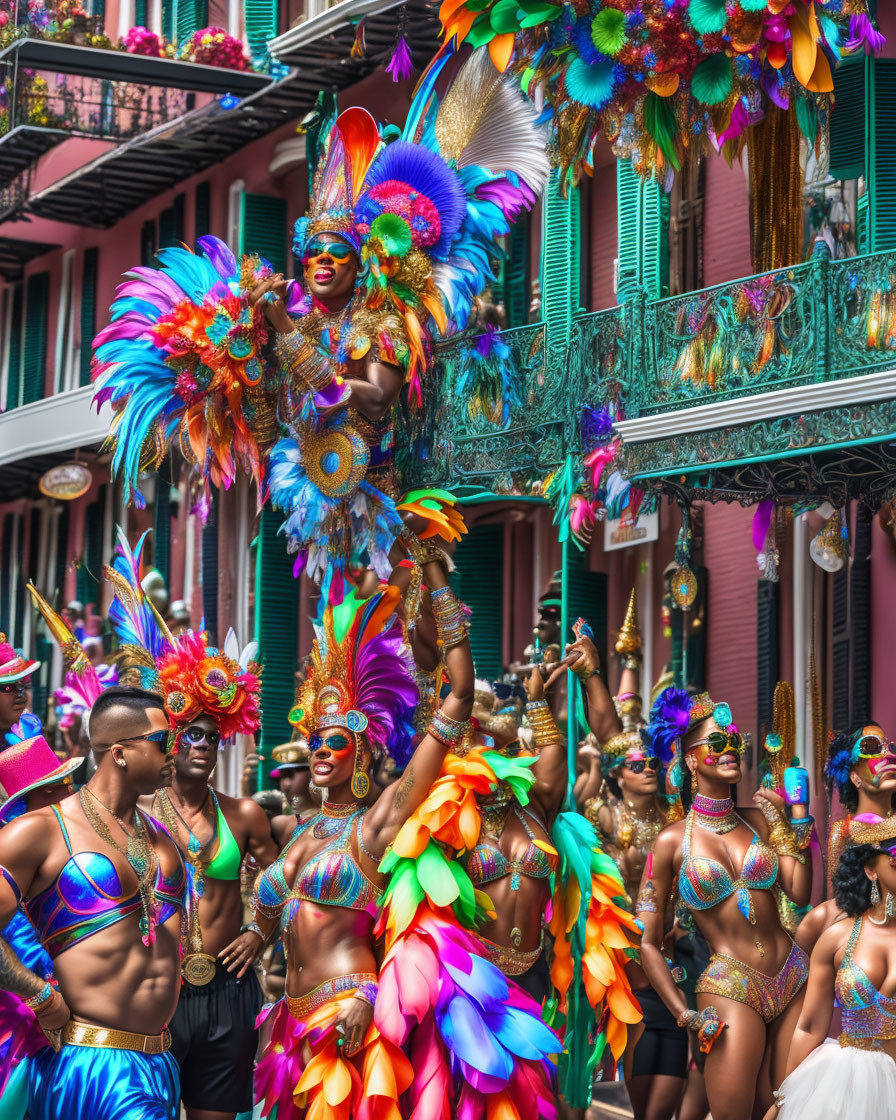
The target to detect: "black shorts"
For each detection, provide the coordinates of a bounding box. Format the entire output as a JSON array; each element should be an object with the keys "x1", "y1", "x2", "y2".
[
  {"x1": 515, "y1": 949, "x2": 553, "y2": 1005},
  {"x1": 169, "y1": 966, "x2": 263, "y2": 1112},
  {"x1": 629, "y1": 987, "x2": 689, "y2": 1080}
]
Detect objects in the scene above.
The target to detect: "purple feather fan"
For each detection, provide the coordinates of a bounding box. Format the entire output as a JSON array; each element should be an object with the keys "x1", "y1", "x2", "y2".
[{"x1": 646, "y1": 686, "x2": 692, "y2": 766}]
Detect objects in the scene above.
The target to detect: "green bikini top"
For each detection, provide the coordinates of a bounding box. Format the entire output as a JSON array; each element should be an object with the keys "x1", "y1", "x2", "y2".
[{"x1": 205, "y1": 792, "x2": 242, "y2": 881}]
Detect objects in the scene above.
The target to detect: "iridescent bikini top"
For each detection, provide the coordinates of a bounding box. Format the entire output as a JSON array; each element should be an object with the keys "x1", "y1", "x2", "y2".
[
  {"x1": 678, "y1": 810, "x2": 778, "y2": 924},
  {"x1": 467, "y1": 804, "x2": 556, "y2": 892},
  {"x1": 23, "y1": 805, "x2": 186, "y2": 959},
  {"x1": 836, "y1": 915, "x2": 896, "y2": 1050},
  {"x1": 255, "y1": 808, "x2": 381, "y2": 919}
]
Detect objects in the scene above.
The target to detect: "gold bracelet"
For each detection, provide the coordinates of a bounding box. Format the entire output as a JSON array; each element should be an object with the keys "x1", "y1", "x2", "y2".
[
  {"x1": 276, "y1": 330, "x2": 334, "y2": 391},
  {"x1": 526, "y1": 702, "x2": 560, "y2": 748},
  {"x1": 430, "y1": 586, "x2": 469, "y2": 649},
  {"x1": 427, "y1": 709, "x2": 469, "y2": 749}
]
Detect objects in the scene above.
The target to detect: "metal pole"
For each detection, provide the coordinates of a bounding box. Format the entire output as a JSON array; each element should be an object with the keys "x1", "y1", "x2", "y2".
[{"x1": 561, "y1": 519, "x2": 575, "y2": 806}]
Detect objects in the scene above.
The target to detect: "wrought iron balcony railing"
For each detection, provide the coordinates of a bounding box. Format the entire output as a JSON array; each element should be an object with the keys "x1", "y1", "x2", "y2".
[{"x1": 408, "y1": 250, "x2": 896, "y2": 491}]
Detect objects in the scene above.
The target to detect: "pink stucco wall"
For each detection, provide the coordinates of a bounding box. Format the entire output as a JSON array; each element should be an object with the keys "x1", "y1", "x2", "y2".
[{"x1": 702, "y1": 156, "x2": 752, "y2": 287}]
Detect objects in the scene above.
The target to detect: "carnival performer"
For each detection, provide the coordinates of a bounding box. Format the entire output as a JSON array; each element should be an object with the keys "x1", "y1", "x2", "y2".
[
  {"x1": 639, "y1": 689, "x2": 813, "y2": 1120},
  {"x1": 767, "y1": 816, "x2": 896, "y2": 1120},
  {"x1": 825, "y1": 722, "x2": 896, "y2": 879},
  {"x1": 0, "y1": 685, "x2": 185, "y2": 1120},
  {"x1": 269, "y1": 740, "x2": 316, "y2": 847},
  {"x1": 574, "y1": 602, "x2": 689, "y2": 1120},
  {"x1": 0, "y1": 637, "x2": 40, "y2": 745},
  {"x1": 250, "y1": 543, "x2": 559, "y2": 1119},
  {"x1": 148, "y1": 636, "x2": 278, "y2": 1120},
  {"x1": 92, "y1": 51, "x2": 547, "y2": 598}
]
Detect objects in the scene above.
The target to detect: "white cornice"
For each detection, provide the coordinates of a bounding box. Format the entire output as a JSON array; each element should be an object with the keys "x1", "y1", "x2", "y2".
[
  {"x1": 614, "y1": 369, "x2": 896, "y2": 443},
  {"x1": 269, "y1": 0, "x2": 404, "y2": 58},
  {"x1": 0, "y1": 384, "x2": 108, "y2": 466}
]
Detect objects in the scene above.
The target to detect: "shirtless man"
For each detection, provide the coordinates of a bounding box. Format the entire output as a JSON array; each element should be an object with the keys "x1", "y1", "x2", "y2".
[
  {"x1": 269, "y1": 741, "x2": 315, "y2": 848},
  {"x1": 151, "y1": 714, "x2": 278, "y2": 1120},
  {"x1": 0, "y1": 685, "x2": 185, "y2": 1120}
]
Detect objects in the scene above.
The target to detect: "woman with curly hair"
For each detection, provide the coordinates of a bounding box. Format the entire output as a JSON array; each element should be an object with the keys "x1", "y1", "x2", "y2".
[
  {"x1": 825, "y1": 723, "x2": 896, "y2": 878},
  {"x1": 638, "y1": 688, "x2": 813, "y2": 1120},
  {"x1": 767, "y1": 820, "x2": 896, "y2": 1119}
]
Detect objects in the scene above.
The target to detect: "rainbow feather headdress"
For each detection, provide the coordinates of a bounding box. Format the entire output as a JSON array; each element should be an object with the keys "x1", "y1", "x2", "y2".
[{"x1": 289, "y1": 585, "x2": 418, "y2": 768}]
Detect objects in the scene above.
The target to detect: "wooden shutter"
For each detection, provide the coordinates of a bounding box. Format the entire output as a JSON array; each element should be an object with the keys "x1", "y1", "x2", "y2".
[
  {"x1": 245, "y1": 0, "x2": 278, "y2": 68},
  {"x1": 158, "y1": 193, "x2": 185, "y2": 251},
  {"x1": 563, "y1": 549, "x2": 607, "y2": 670},
  {"x1": 153, "y1": 462, "x2": 172, "y2": 587},
  {"x1": 141, "y1": 220, "x2": 157, "y2": 268},
  {"x1": 449, "y1": 524, "x2": 504, "y2": 679},
  {"x1": 134, "y1": 0, "x2": 147, "y2": 25},
  {"x1": 79, "y1": 248, "x2": 99, "y2": 387},
  {"x1": 850, "y1": 506, "x2": 872, "y2": 726},
  {"x1": 831, "y1": 565, "x2": 850, "y2": 732},
  {"x1": 161, "y1": 0, "x2": 174, "y2": 43},
  {"x1": 12, "y1": 516, "x2": 25, "y2": 648},
  {"x1": 869, "y1": 58, "x2": 896, "y2": 252},
  {"x1": 176, "y1": 0, "x2": 207, "y2": 44},
  {"x1": 255, "y1": 507, "x2": 300, "y2": 756},
  {"x1": 756, "y1": 580, "x2": 779, "y2": 741},
  {"x1": 55, "y1": 505, "x2": 70, "y2": 599},
  {"x1": 669, "y1": 155, "x2": 705, "y2": 296},
  {"x1": 541, "y1": 171, "x2": 578, "y2": 349},
  {"x1": 505, "y1": 219, "x2": 531, "y2": 328},
  {"x1": 201, "y1": 489, "x2": 219, "y2": 644},
  {"x1": 77, "y1": 500, "x2": 103, "y2": 609},
  {"x1": 5, "y1": 284, "x2": 23, "y2": 412},
  {"x1": 22, "y1": 272, "x2": 49, "y2": 406},
  {"x1": 239, "y1": 193, "x2": 287, "y2": 272},
  {"x1": 617, "y1": 158, "x2": 668, "y2": 301},
  {"x1": 195, "y1": 180, "x2": 211, "y2": 239},
  {"x1": 829, "y1": 55, "x2": 867, "y2": 182}
]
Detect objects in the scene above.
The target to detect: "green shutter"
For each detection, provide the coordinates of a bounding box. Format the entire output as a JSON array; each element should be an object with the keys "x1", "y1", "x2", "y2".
[
  {"x1": 153, "y1": 462, "x2": 171, "y2": 586},
  {"x1": 195, "y1": 180, "x2": 211, "y2": 239},
  {"x1": 77, "y1": 500, "x2": 103, "y2": 609},
  {"x1": 0, "y1": 515, "x2": 13, "y2": 637},
  {"x1": 134, "y1": 0, "x2": 147, "y2": 25},
  {"x1": 449, "y1": 524, "x2": 504, "y2": 679},
  {"x1": 55, "y1": 506, "x2": 70, "y2": 599},
  {"x1": 563, "y1": 550, "x2": 607, "y2": 669},
  {"x1": 5, "y1": 284, "x2": 23, "y2": 412},
  {"x1": 254, "y1": 507, "x2": 300, "y2": 761},
  {"x1": 245, "y1": 0, "x2": 277, "y2": 69},
  {"x1": 541, "y1": 171, "x2": 579, "y2": 349},
  {"x1": 141, "y1": 220, "x2": 157, "y2": 268},
  {"x1": 505, "y1": 217, "x2": 531, "y2": 329},
  {"x1": 161, "y1": 0, "x2": 174, "y2": 43},
  {"x1": 617, "y1": 159, "x2": 669, "y2": 302},
  {"x1": 158, "y1": 194, "x2": 184, "y2": 251},
  {"x1": 756, "y1": 580, "x2": 779, "y2": 741},
  {"x1": 79, "y1": 248, "x2": 99, "y2": 387},
  {"x1": 829, "y1": 54, "x2": 867, "y2": 181},
  {"x1": 239, "y1": 193, "x2": 287, "y2": 273},
  {"x1": 175, "y1": 0, "x2": 207, "y2": 45},
  {"x1": 869, "y1": 58, "x2": 896, "y2": 252},
  {"x1": 22, "y1": 272, "x2": 49, "y2": 406}
]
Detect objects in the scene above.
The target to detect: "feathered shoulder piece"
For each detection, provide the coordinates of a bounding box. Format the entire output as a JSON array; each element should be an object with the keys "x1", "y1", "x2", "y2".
[
  {"x1": 157, "y1": 628, "x2": 261, "y2": 741},
  {"x1": 290, "y1": 586, "x2": 418, "y2": 768},
  {"x1": 93, "y1": 237, "x2": 286, "y2": 506}
]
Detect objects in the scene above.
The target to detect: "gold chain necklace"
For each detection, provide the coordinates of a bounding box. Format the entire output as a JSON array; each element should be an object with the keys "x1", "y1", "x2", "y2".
[
  {"x1": 79, "y1": 788, "x2": 158, "y2": 946},
  {"x1": 153, "y1": 789, "x2": 218, "y2": 987}
]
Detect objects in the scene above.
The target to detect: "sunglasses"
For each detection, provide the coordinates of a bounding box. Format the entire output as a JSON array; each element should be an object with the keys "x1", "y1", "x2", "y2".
[
  {"x1": 308, "y1": 732, "x2": 353, "y2": 757},
  {"x1": 118, "y1": 729, "x2": 174, "y2": 754},
  {"x1": 179, "y1": 726, "x2": 221, "y2": 749},
  {"x1": 692, "y1": 731, "x2": 746, "y2": 758},
  {"x1": 624, "y1": 757, "x2": 661, "y2": 774},
  {"x1": 852, "y1": 733, "x2": 896, "y2": 760},
  {"x1": 0, "y1": 681, "x2": 28, "y2": 695},
  {"x1": 303, "y1": 240, "x2": 354, "y2": 262}
]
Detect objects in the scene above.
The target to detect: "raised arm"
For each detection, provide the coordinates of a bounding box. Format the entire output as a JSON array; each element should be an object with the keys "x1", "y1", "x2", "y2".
[
  {"x1": 570, "y1": 636, "x2": 622, "y2": 744},
  {"x1": 746, "y1": 791, "x2": 813, "y2": 907},
  {"x1": 365, "y1": 549, "x2": 474, "y2": 850},
  {"x1": 524, "y1": 663, "x2": 569, "y2": 821}
]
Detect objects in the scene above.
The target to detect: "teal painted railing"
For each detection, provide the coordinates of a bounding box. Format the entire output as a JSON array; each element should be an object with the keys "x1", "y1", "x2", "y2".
[{"x1": 408, "y1": 250, "x2": 896, "y2": 489}]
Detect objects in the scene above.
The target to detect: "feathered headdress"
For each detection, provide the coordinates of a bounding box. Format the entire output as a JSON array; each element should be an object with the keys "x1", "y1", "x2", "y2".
[
  {"x1": 104, "y1": 526, "x2": 175, "y2": 687},
  {"x1": 157, "y1": 629, "x2": 261, "y2": 741},
  {"x1": 289, "y1": 585, "x2": 418, "y2": 768}
]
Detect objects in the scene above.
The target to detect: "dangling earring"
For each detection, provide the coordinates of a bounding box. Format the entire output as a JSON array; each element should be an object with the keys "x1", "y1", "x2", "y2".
[
  {"x1": 887, "y1": 892, "x2": 895, "y2": 920},
  {"x1": 351, "y1": 739, "x2": 370, "y2": 799},
  {"x1": 871, "y1": 878, "x2": 881, "y2": 906},
  {"x1": 689, "y1": 765, "x2": 697, "y2": 798}
]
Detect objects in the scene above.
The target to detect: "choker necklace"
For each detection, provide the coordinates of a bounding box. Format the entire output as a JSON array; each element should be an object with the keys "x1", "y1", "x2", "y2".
[
  {"x1": 692, "y1": 794, "x2": 739, "y2": 834},
  {"x1": 321, "y1": 801, "x2": 358, "y2": 819}
]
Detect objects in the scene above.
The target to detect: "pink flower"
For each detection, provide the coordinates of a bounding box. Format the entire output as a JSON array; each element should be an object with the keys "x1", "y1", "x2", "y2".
[{"x1": 385, "y1": 35, "x2": 413, "y2": 82}]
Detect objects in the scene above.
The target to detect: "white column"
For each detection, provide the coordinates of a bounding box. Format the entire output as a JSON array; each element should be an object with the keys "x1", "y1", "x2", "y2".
[
  {"x1": 54, "y1": 250, "x2": 74, "y2": 394},
  {"x1": 792, "y1": 513, "x2": 813, "y2": 789}
]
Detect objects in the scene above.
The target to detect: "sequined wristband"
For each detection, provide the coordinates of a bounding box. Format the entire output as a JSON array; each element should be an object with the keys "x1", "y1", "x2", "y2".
[
  {"x1": 25, "y1": 982, "x2": 54, "y2": 1012},
  {"x1": 275, "y1": 329, "x2": 335, "y2": 391},
  {"x1": 354, "y1": 981, "x2": 378, "y2": 1008},
  {"x1": 757, "y1": 799, "x2": 803, "y2": 862},
  {"x1": 430, "y1": 586, "x2": 469, "y2": 649},
  {"x1": 241, "y1": 921, "x2": 266, "y2": 941},
  {"x1": 791, "y1": 815, "x2": 814, "y2": 852},
  {"x1": 427, "y1": 708, "x2": 469, "y2": 750},
  {"x1": 526, "y1": 700, "x2": 560, "y2": 748}
]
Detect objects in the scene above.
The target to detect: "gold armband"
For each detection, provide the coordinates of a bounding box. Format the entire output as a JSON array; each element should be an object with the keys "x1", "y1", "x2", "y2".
[{"x1": 526, "y1": 699, "x2": 560, "y2": 748}]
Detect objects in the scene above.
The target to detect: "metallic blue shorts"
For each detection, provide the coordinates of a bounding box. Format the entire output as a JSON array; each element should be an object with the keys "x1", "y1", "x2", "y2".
[{"x1": 27, "y1": 1043, "x2": 180, "y2": 1120}]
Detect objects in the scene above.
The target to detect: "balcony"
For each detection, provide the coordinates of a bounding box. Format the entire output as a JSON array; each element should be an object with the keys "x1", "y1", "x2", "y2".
[{"x1": 410, "y1": 250, "x2": 896, "y2": 506}]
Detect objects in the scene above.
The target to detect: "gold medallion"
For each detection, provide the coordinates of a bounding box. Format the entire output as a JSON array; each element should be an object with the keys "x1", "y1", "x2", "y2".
[
  {"x1": 670, "y1": 565, "x2": 697, "y2": 608},
  {"x1": 304, "y1": 425, "x2": 369, "y2": 498},
  {"x1": 182, "y1": 953, "x2": 217, "y2": 987}
]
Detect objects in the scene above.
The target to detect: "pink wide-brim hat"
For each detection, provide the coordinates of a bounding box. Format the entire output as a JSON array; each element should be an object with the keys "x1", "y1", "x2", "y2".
[
  {"x1": 0, "y1": 736, "x2": 82, "y2": 822},
  {"x1": 0, "y1": 637, "x2": 41, "y2": 684}
]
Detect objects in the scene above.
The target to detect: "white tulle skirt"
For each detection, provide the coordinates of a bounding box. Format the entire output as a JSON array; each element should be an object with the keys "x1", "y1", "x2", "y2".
[{"x1": 776, "y1": 1038, "x2": 896, "y2": 1119}]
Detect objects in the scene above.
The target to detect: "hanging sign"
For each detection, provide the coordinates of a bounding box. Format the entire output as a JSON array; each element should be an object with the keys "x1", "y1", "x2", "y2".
[{"x1": 603, "y1": 510, "x2": 659, "y2": 552}]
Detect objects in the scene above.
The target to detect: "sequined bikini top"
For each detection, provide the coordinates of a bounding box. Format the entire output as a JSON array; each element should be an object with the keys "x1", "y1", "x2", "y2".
[
  {"x1": 255, "y1": 808, "x2": 382, "y2": 919},
  {"x1": 467, "y1": 804, "x2": 556, "y2": 892},
  {"x1": 678, "y1": 810, "x2": 778, "y2": 924},
  {"x1": 24, "y1": 805, "x2": 186, "y2": 959},
  {"x1": 836, "y1": 916, "x2": 896, "y2": 1050}
]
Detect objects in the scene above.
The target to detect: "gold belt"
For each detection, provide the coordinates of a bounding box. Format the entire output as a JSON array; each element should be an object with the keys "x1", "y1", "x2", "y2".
[
  {"x1": 60, "y1": 1020, "x2": 171, "y2": 1054},
  {"x1": 286, "y1": 973, "x2": 377, "y2": 1021},
  {"x1": 478, "y1": 935, "x2": 543, "y2": 976}
]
